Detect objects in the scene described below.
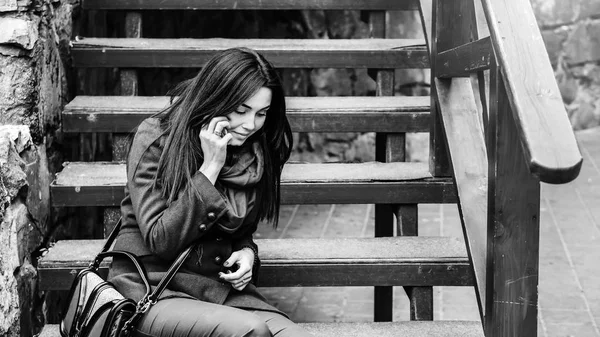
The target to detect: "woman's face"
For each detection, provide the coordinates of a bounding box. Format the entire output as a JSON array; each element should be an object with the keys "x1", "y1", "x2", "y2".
[{"x1": 226, "y1": 87, "x2": 272, "y2": 146}]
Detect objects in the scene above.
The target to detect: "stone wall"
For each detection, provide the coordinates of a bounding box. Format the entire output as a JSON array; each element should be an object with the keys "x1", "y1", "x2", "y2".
[
  {"x1": 0, "y1": 0, "x2": 74, "y2": 335},
  {"x1": 0, "y1": 127, "x2": 39, "y2": 337},
  {"x1": 533, "y1": 0, "x2": 600, "y2": 130}
]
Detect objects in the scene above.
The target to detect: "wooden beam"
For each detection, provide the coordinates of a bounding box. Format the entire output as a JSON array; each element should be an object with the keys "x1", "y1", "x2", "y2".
[
  {"x1": 419, "y1": 0, "x2": 451, "y2": 177},
  {"x1": 485, "y1": 61, "x2": 540, "y2": 337},
  {"x1": 83, "y1": 0, "x2": 420, "y2": 10},
  {"x1": 104, "y1": 11, "x2": 142, "y2": 237},
  {"x1": 71, "y1": 38, "x2": 429, "y2": 69},
  {"x1": 435, "y1": 76, "x2": 488, "y2": 323},
  {"x1": 38, "y1": 237, "x2": 473, "y2": 290},
  {"x1": 480, "y1": 0, "x2": 582, "y2": 184},
  {"x1": 62, "y1": 96, "x2": 431, "y2": 133},
  {"x1": 473, "y1": 0, "x2": 490, "y2": 138},
  {"x1": 42, "y1": 322, "x2": 483, "y2": 337},
  {"x1": 51, "y1": 162, "x2": 458, "y2": 206},
  {"x1": 369, "y1": 10, "x2": 394, "y2": 323},
  {"x1": 436, "y1": 37, "x2": 492, "y2": 78},
  {"x1": 395, "y1": 205, "x2": 434, "y2": 321},
  {"x1": 113, "y1": 11, "x2": 142, "y2": 162},
  {"x1": 418, "y1": 0, "x2": 433, "y2": 54}
]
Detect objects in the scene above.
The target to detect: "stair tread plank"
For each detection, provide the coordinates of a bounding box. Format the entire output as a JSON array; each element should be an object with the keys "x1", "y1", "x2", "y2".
[
  {"x1": 43, "y1": 237, "x2": 468, "y2": 265},
  {"x1": 84, "y1": 0, "x2": 420, "y2": 10},
  {"x1": 301, "y1": 322, "x2": 483, "y2": 337},
  {"x1": 64, "y1": 96, "x2": 431, "y2": 133},
  {"x1": 41, "y1": 321, "x2": 482, "y2": 337},
  {"x1": 71, "y1": 38, "x2": 429, "y2": 68},
  {"x1": 39, "y1": 237, "x2": 474, "y2": 289},
  {"x1": 51, "y1": 162, "x2": 458, "y2": 205},
  {"x1": 67, "y1": 96, "x2": 430, "y2": 113},
  {"x1": 55, "y1": 162, "x2": 431, "y2": 186},
  {"x1": 73, "y1": 38, "x2": 426, "y2": 50}
]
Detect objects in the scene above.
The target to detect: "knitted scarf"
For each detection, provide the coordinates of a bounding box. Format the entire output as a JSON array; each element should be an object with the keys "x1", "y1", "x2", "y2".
[{"x1": 215, "y1": 141, "x2": 264, "y2": 233}]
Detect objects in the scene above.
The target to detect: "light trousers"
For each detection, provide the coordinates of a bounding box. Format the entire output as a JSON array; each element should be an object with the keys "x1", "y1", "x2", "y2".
[{"x1": 133, "y1": 297, "x2": 314, "y2": 337}]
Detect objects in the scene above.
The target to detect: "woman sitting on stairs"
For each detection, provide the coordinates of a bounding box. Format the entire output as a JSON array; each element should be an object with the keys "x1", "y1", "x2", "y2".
[{"x1": 108, "y1": 47, "x2": 313, "y2": 337}]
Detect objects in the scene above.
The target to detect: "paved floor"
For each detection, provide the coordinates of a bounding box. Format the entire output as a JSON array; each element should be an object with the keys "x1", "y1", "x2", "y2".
[{"x1": 254, "y1": 127, "x2": 600, "y2": 337}]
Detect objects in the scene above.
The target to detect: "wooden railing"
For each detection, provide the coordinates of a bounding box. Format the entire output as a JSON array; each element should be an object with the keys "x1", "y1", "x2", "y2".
[{"x1": 422, "y1": 0, "x2": 583, "y2": 335}]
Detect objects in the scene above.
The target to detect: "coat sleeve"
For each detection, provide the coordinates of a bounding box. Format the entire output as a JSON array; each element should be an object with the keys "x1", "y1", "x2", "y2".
[
  {"x1": 127, "y1": 121, "x2": 229, "y2": 261},
  {"x1": 232, "y1": 220, "x2": 261, "y2": 285}
]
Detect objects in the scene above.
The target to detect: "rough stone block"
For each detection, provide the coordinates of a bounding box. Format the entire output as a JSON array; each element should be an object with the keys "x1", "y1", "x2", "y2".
[
  {"x1": 0, "y1": 17, "x2": 38, "y2": 50},
  {"x1": 531, "y1": 0, "x2": 579, "y2": 27},
  {"x1": 22, "y1": 144, "x2": 50, "y2": 238},
  {"x1": 346, "y1": 133, "x2": 375, "y2": 162},
  {"x1": 0, "y1": 125, "x2": 32, "y2": 154},
  {"x1": 580, "y1": 0, "x2": 600, "y2": 21},
  {"x1": 406, "y1": 133, "x2": 429, "y2": 163},
  {"x1": 388, "y1": 10, "x2": 423, "y2": 39},
  {"x1": 16, "y1": 0, "x2": 29, "y2": 10},
  {"x1": 0, "y1": 202, "x2": 24, "y2": 337},
  {"x1": 557, "y1": 71, "x2": 578, "y2": 104},
  {"x1": 564, "y1": 20, "x2": 600, "y2": 65},
  {"x1": 568, "y1": 88, "x2": 600, "y2": 130},
  {"x1": 0, "y1": 45, "x2": 27, "y2": 56},
  {"x1": 0, "y1": 56, "x2": 35, "y2": 125},
  {"x1": 0, "y1": 0, "x2": 17, "y2": 12},
  {"x1": 0, "y1": 128, "x2": 30, "y2": 204},
  {"x1": 541, "y1": 27, "x2": 569, "y2": 67}
]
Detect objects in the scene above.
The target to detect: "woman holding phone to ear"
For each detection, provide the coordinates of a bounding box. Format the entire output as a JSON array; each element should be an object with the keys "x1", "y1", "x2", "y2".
[{"x1": 108, "y1": 48, "x2": 313, "y2": 337}]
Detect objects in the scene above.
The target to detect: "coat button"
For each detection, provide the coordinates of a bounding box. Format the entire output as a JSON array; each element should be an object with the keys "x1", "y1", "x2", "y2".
[
  {"x1": 207, "y1": 212, "x2": 216, "y2": 221},
  {"x1": 215, "y1": 236, "x2": 223, "y2": 242},
  {"x1": 199, "y1": 224, "x2": 207, "y2": 232},
  {"x1": 214, "y1": 256, "x2": 222, "y2": 264}
]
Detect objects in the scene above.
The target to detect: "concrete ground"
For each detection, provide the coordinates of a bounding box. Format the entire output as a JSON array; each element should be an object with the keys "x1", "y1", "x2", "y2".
[{"x1": 255, "y1": 127, "x2": 600, "y2": 337}]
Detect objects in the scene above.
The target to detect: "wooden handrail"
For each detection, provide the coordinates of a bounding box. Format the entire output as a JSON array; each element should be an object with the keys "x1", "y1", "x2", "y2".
[{"x1": 480, "y1": 0, "x2": 582, "y2": 184}]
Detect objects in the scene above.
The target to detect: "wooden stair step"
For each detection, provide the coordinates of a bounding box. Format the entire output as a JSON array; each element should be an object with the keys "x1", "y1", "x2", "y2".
[
  {"x1": 51, "y1": 162, "x2": 457, "y2": 206},
  {"x1": 83, "y1": 0, "x2": 420, "y2": 11},
  {"x1": 63, "y1": 96, "x2": 430, "y2": 133},
  {"x1": 303, "y1": 322, "x2": 483, "y2": 337},
  {"x1": 71, "y1": 38, "x2": 429, "y2": 69},
  {"x1": 41, "y1": 321, "x2": 483, "y2": 337},
  {"x1": 38, "y1": 237, "x2": 473, "y2": 290}
]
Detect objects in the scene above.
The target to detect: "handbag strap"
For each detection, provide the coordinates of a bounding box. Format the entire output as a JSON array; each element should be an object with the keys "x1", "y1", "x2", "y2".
[
  {"x1": 92, "y1": 251, "x2": 153, "y2": 299},
  {"x1": 89, "y1": 219, "x2": 154, "y2": 300},
  {"x1": 102, "y1": 218, "x2": 198, "y2": 336},
  {"x1": 96, "y1": 218, "x2": 195, "y2": 295},
  {"x1": 100, "y1": 216, "x2": 123, "y2": 253},
  {"x1": 121, "y1": 246, "x2": 194, "y2": 337},
  {"x1": 149, "y1": 245, "x2": 194, "y2": 302}
]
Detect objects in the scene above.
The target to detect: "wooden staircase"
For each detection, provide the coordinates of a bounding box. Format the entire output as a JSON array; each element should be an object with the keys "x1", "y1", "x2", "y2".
[{"x1": 38, "y1": 0, "x2": 582, "y2": 336}]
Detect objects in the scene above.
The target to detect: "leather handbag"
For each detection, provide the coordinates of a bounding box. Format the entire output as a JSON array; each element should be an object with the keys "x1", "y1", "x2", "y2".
[{"x1": 60, "y1": 218, "x2": 194, "y2": 337}]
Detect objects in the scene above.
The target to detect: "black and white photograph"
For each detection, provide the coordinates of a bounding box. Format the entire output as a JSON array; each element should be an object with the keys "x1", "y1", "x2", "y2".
[{"x1": 1, "y1": 0, "x2": 599, "y2": 336}]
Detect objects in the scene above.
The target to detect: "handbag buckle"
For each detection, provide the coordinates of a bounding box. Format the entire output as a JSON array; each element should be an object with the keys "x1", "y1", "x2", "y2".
[{"x1": 136, "y1": 297, "x2": 156, "y2": 314}]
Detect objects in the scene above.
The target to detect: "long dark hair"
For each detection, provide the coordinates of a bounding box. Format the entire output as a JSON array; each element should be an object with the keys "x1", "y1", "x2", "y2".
[{"x1": 153, "y1": 47, "x2": 293, "y2": 227}]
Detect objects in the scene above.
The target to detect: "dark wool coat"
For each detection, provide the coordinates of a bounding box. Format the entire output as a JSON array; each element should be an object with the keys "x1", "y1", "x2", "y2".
[{"x1": 108, "y1": 117, "x2": 282, "y2": 314}]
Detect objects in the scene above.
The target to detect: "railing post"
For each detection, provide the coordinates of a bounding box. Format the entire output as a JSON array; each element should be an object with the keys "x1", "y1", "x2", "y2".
[
  {"x1": 368, "y1": 10, "x2": 428, "y2": 322},
  {"x1": 428, "y1": 1, "x2": 451, "y2": 177},
  {"x1": 103, "y1": 11, "x2": 142, "y2": 237},
  {"x1": 486, "y1": 59, "x2": 540, "y2": 336},
  {"x1": 369, "y1": 10, "x2": 395, "y2": 322}
]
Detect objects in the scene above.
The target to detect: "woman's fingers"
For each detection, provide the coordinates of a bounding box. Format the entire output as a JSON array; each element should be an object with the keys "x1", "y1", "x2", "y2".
[
  {"x1": 221, "y1": 132, "x2": 233, "y2": 145},
  {"x1": 213, "y1": 120, "x2": 230, "y2": 137},
  {"x1": 219, "y1": 267, "x2": 251, "y2": 282},
  {"x1": 231, "y1": 275, "x2": 253, "y2": 290},
  {"x1": 206, "y1": 116, "x2": 228, "y2": 133},
  {"x1": 220, "y1": 267, "x2": 252, "y2": 290}
]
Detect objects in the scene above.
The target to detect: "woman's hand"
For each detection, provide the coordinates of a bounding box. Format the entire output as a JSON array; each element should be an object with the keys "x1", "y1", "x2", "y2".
[
  {"x1": 219, "y1": 248, "x2": 255, "y2": 291},
  {"x1": 199, "y1": 117, "x2": 233, "y2": 184}
]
